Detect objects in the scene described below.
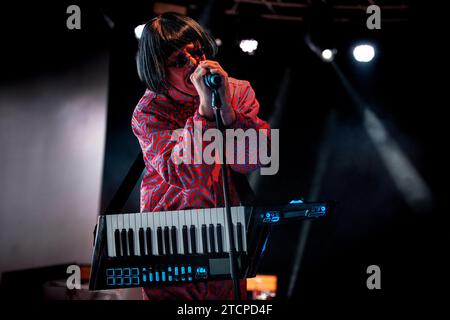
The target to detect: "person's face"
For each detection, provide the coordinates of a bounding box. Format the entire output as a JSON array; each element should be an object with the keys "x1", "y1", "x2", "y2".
[{"x1": 165, "y1": 42, "x2": 206, "y2": 96}]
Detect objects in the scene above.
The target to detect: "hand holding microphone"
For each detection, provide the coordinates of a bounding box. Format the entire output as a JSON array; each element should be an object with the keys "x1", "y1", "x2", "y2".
[{"x1": 190, "y1": 60, "x2": 235, "y2": 126}]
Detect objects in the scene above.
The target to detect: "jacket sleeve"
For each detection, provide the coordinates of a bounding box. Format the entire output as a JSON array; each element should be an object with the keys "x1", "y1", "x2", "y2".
[
  {"x1": 132, "y1": 95, "x2": 218, "y2": 190},
  {"x1": 226, "y1": 81, "x2": 272, "y2": 174}
]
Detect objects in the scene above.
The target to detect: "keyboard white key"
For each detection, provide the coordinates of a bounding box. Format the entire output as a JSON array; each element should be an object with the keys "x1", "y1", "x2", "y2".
[
  {"x1": 106, "y1": 215, "x2": 114, "y2": 257},
  {"x1": 184, "y1": 209, "x2": 192, "y2": 254},
  {"x1": 217, "y1": 208, "x2": 227, "y2": 252}
]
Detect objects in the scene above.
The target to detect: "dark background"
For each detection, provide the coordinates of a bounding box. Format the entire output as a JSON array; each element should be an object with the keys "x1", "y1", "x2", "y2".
[{"x1": 0, "y1": 0, "x2": 447, "y2": 308}]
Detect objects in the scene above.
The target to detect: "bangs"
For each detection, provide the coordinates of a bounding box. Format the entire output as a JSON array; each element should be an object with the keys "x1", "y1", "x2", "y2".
[{"x1": 156, "y1": 17, "x2": 217, "y2": 58}]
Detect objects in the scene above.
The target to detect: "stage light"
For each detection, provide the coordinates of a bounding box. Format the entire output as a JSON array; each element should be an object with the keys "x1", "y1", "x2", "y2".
[
  {"x1": 321, "y1": 49, "x2": 336, "y2": 62},
  {"x1": 239, "y1": 39, "x2": 258, "y2": 55},
  {"x1": 215, "y1": 38, "x2": 223, "y2": 47},
  {"x1": 134, "y1": 24, "x2": 145, "y2": 39},
  {"x1": 353, "y1": 44, "x2": 375, "y2": 62}
]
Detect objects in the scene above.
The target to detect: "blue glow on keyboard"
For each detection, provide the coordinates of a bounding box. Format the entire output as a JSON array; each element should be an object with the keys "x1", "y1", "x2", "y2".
[
  {"x1": 187, "y1": 266, "x2": 192, "y2": 274},
  {"x1": 155, "y1": 272, "x2": 159, "y2": 282},
  {"x1": 263, "y1": 211, "x2": 280, "y2": 223},
  {"x1": 149, "y1": 273, "x2": 153, "y2": 282},
  {"x1": 290, "y1": 199, "x2": 304, "y2": 204},
  {"x1": 105, "y1": 267, "x2": 144, "y2": 287},
  {"x1": 181, "y1": 266, "x2": 185, "y2": 274},
  {"x1": 262, "y1": 236, "x2": 269, "y2": 254},
  {"x1": 168, "y1": 275, "x2": 173, "y2": 281},
  {"x1": 162, "y1": 271, "x2": 166, "y2": 282},
  {"x1": 174, "y1": 267, "x2": 179, "y2": 276},
  {"x1": 196, "y1": 267, "x2": 207, "y2": 275}
]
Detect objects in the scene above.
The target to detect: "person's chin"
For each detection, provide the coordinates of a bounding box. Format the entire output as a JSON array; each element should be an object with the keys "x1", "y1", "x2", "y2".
[{"x1": 183, "y1": 81, "x2": 197, "y2": 95}]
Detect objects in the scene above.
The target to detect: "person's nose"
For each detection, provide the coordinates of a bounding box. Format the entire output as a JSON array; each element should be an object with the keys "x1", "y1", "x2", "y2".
[
  {"x1": 186, "y1": 49, "x2": 205, "y2": 67},
  {"x1": 186, "y1": 54, "x2": 200, "y2": 68}
]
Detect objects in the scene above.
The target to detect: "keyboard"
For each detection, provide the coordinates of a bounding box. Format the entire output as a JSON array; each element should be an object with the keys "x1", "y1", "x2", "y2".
[
  {"x1": 89, "y1": 202, "x2": 333, "y2": 290},
  {"x1": 106, "y1": 207, "x2": 247, "y2": 258}
]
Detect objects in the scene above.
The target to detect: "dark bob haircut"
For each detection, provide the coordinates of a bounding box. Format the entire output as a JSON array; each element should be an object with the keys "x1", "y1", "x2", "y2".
[{"x1": 137, "y1": 12, "x2": 218, "y2": 93}]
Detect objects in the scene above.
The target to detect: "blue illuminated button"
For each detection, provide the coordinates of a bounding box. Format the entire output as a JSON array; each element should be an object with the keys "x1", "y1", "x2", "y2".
[
  {"x1": 168, "y1": 266, "x2": 172, "y2": 273},
  {"x1": 132, "y1": 277, "x2": 140, "y2": 285},
  {"x1": 188, "y1": 276, "x2": 193, "y2": 281},
  {"x1": 114, "y1": 268, "x2": 122, "y2": 276},
  {"x1": 155, "y1": 271, "x2": 159, "y2": 282},
  {"x1": 107, "y1": 277, "x2": 115, "y2": 286},
  {"x1": 181, "y1": 267, "x2": 186, "y2": 281},
  {"x1": 124, "y1": 277, "x2": 132, "y2": 285},
  {"x1": 116, "y1": 277, "x2": 124, "y2": 286},
  {"x1": 162, "y1": 271, "x2": 166, "y2": 282},
  {"x1": 106, "y1": 268, "x2": 114, "y2": 277},
  {"x1": 187, "y1": 266, "x2": 192, "y2": 274},
  {"x1": 168, "y1": 275, "x2": 173, "y2": 282},
  {"x1": 123, "y1": 268, "x2": 131, "y2": 276},
  {"x1": 131, "y1": 268, "x2": 139, "y2": 276},
  {"x1": 149, "y1": 273, "x2": 153, "y2": 282},
  {"x1": 174, "y1": 266, "x2": 179, "y2": 276},
  {"x1": 143, "y1": 274, "x2": 147, "y2": 282},
  {"x1": 195, "y1": 266, "x2": 208, "y2": 279}
]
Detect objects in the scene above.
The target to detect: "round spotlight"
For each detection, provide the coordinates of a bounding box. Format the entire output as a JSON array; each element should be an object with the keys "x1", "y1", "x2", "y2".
[
  {"x1": 321, "y1": 49, "x2": 335, "y2": 62},
  {"x1": 215, "y1": 38, "x2": 223, "y2": 47},
  {"x1": 134, "y1": 24, "x2": 145, "y2": 39},
  {"x1": 353, "y1": 44, "x2": 375, "y2": 63},
  {"x1": 239, "y1": 39, "x2": 258, "y2": 55}
]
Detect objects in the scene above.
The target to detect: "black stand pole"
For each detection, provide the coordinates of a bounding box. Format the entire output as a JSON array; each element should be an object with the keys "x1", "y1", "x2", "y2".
[{"x1": 209, "y1": 88, "x2": 241, "y2": 301}]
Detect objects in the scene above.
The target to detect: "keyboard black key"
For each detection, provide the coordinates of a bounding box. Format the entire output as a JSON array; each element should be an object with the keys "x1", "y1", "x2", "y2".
[
  {"x1": 128, "y1": 229, "x2": 135, "y2": 256},
  {"x1": 209, "y1": 224, "x2": 216, "y2": 253},
  {"x1": 182, "y1": 225, "x2": 189, "y2": 254},
  {"x1": 237, "y1": 222, "x2": 243, "y2": 252},
  {"x1": 164, "y1": 226, "x2": 170, "y2": 255},
  {"x1": 145, "y1": 227, "x2": 152, "y2": 255},
  {"x1": 121, "y1": 229, "x2": 128, "y2": 257},
  {"x1": 171, "y1": 226, "x2": 178, "y2": 254},
  {"x1": 114, "y1": 229, "x2": 121, "y2": 257},
  {"x1": 217, "y1": 224, "x2": 223, "y2": 253},
  {"x1": 190, "y1": 225, "x2": 197, "y2": 254},
  {"x1": 201, "y1": 224, "x2": 208, "y2": 253},
  {"x1": 139, "y1": 228, "x2": 145, "y2": 256},
  {"x1": 157, "y1": 227, "x2": 163, "y2": 255}
]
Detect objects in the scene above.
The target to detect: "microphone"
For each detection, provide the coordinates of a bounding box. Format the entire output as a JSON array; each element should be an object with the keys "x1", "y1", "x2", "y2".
[{"x1": 203, "y1": 73, "x2": 222, "y2": 90}]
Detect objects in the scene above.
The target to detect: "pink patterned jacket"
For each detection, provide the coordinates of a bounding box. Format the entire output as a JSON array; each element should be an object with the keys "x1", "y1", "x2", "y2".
[{"x1": 131, "y1": 77, "x2": 270, "y2": 300}]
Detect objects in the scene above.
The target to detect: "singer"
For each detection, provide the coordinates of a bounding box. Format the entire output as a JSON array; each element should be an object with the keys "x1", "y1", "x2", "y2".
[{"x1": 132, "y1": 12, "x2": 271, "y2": 300}]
